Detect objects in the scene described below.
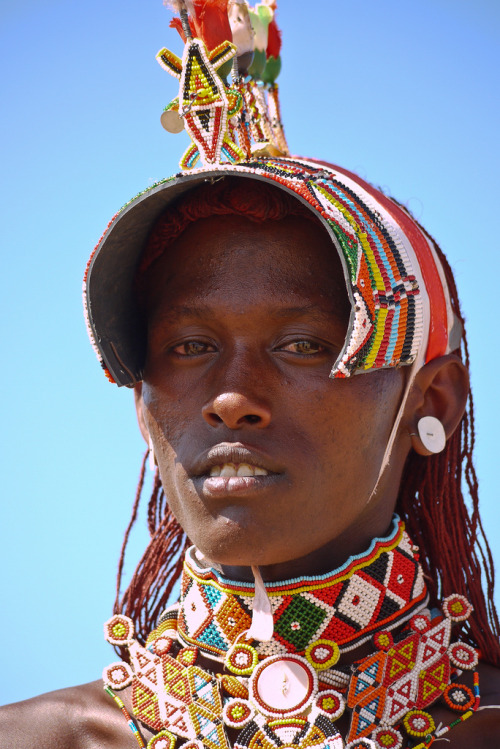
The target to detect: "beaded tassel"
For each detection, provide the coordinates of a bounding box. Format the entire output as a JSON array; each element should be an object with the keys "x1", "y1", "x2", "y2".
[{"x1": 104, "y1": 686, "x2": 146, "y2": 748}]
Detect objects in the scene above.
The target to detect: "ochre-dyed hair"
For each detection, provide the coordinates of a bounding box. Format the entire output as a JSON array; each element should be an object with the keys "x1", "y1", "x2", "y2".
[{"x1": 114, "y1": 178, "x2": 500, "y2": 667}]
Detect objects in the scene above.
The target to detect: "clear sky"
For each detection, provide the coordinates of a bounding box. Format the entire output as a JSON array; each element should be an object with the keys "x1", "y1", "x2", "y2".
[{"x1": 1, "y1": 0, "x2": 499, "y2": 704}]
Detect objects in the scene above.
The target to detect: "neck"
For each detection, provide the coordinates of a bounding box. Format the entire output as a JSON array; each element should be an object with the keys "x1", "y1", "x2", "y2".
[{"x1": 216, "y1": 508, "x2": 397, "y2": 583}]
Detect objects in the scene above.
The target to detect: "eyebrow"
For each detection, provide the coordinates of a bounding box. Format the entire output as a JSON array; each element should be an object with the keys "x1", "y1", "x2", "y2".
[{"x1": 154, "y1": 303, "x2": 347, "y2": 323}]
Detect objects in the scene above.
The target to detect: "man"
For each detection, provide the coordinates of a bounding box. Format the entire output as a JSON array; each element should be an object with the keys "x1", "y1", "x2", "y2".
[{"x1": 1, "y1": 3, "x2": 499, "y2": 746}]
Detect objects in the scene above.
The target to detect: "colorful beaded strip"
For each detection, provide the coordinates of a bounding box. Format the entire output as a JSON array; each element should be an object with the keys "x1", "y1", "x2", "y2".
[
  {"x1": 104, "y1": 685, "x2": 146, "y2": 748},
  {"x1": 213, "y1": 157, "x2": 425, "y2": 378}
]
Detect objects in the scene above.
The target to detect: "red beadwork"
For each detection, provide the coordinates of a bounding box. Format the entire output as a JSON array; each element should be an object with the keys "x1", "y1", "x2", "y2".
[
  {"x1": 315, "y1": 689, "x2": 345, "y2": 721},
  {"x1": 410, "y1": 614, "x2": 431, "y2": 633},
  {"x1": 222, "y1": 698, "x2": 254, "y2": 728},
  {"x1": 372, "y1": 726, "x2": 403, "y2": 749},
  {"x1": 104, "y1": 614, "x2": 134, "y2": 645},
  {"x1": 442, "y1": 594, "x2": 473, "y2": 622},
  {"x1": 373, "y1": 631, "x2": 393, "y2": 651}
]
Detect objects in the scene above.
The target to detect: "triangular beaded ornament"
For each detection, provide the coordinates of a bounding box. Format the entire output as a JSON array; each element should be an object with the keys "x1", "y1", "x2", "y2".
[{"x1": 157, "y1": 0, "x2": 289, "y2": 169}]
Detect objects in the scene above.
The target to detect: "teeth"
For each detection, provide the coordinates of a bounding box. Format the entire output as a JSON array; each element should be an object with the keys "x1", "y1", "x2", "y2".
[
  {"x1": 208, "y1": 463, "x2": 269, "y2": 477},
  {"x1": 220, "y1": 464, "x2": 237, "y2": 477},
  {"x1": 237, "y1": 464, "x2": 254, "y2": 477}
]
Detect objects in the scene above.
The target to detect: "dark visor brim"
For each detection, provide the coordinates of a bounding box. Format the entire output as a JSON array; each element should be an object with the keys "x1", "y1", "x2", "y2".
[{"x1": 85, "y1": 167, "x2": 336, "y2": 386}]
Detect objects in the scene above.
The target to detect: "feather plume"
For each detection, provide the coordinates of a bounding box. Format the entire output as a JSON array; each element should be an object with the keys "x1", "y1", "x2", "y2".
[
  {"x1": 171, "y1": 0, "x2": 233, "y2": 50},
  {"x1": 266, "y1": 14, "x2": 281, "y2": 58}
]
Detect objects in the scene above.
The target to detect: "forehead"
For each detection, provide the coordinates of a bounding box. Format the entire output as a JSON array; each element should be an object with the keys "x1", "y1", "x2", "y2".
[{"x1": 141, "y1": 213, "x2": 351, "y2": 321}]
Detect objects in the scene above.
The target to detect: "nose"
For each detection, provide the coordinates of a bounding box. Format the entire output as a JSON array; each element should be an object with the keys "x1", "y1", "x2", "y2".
[{"x1": 202, "y1": 392, "x2": 272, "y2": 429}]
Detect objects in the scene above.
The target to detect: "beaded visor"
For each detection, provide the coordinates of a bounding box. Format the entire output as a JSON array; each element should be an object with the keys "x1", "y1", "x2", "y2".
[{"x1": 84, "y1": 156, "x2": 457, "y2": 387}]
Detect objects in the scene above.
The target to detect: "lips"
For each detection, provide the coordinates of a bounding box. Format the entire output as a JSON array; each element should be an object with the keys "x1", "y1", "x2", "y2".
[{"x1": 191, "y1": 443, "x2": 281, "y2": 479}]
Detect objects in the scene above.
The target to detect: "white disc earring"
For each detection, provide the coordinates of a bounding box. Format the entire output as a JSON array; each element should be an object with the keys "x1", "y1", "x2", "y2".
[
  {"x1": 148, "y1": 437, "x2": 156, "y2": 470},
  {"x1": 417, "y1": 416, "x2": 446, "y2": 454}
]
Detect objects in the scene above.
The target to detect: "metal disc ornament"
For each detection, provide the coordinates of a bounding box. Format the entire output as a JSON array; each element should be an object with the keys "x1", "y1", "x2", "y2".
[{"x1": 160, "y1": 109, "x2": 184, "y2": 133}]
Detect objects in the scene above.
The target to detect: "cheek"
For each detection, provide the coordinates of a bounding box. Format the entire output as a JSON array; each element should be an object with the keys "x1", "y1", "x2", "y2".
[
  {"x1": 141, "y1": 382, "x2": 193, "y2": 460},
  {"x1": 313, "y1": 375, "x2": 403, "y2": 469}
]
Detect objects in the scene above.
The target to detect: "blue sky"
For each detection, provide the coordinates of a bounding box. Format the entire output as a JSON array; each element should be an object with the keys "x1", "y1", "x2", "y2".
[{"x1": 1, "y1": 0, "x2": 499, "y2": 704}]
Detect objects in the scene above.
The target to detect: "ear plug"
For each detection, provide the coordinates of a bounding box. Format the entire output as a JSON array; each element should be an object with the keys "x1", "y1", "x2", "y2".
[{"x1": 417, "y1": 416, "x2": 446, "y2": 454}]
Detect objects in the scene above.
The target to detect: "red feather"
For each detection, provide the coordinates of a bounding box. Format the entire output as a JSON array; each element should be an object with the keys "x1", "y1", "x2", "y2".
[
  {"x1": 170, "y1": 17, "x2": 187, "y2": 42},
  {"x1": 189, "y1": 0, "x2": 233, "y2": 49},
  {"x1": 266, "y1": 16, "x2": 281, "y2": 59}
]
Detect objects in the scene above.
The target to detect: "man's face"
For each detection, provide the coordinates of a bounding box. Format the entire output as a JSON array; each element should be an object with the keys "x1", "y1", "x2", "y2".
[{"x1": 137, "y1": 212, "x2": 407, "y2": 578}]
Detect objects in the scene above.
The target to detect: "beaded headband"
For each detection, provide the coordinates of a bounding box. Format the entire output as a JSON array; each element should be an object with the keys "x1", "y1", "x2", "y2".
[{"x1": 84, "y1": 1, "x2": 459, "y2": 387}]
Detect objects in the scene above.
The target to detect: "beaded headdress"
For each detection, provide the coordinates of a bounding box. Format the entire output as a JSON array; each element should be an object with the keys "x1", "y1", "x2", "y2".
[{"x1": 84, "y1": 1, "x2": 460, "y2": 387}]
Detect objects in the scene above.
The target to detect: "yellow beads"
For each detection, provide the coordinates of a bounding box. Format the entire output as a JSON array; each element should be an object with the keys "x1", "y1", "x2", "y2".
[{"x1": 305, "y1": 639, "x2": 340, "y2": 671}]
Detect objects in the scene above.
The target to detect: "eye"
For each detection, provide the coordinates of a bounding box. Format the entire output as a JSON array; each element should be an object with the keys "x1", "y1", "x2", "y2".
[
  {"x1": 280, "y1": 340, "x2": 326, "y2": 355},
  {"x1": 172, "y1": 340, "x2": 216, "y2": 356}
]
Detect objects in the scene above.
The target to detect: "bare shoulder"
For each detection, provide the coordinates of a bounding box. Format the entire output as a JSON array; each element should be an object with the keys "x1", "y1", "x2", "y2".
[
  {"x1": 479, "y1": 659, "x2": 500, "y2": 698},
  {"x1": 0, "y1": 680, "x2": 136, "y2": 749},
  {"x1": 437, "y1": 662, "x2": 500, "y2": 748}
]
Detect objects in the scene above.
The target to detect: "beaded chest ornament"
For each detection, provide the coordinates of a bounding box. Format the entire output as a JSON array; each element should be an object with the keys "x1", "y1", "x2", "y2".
[{"x1": 103, "y1": 519, "x2": 480, "y2": 748}]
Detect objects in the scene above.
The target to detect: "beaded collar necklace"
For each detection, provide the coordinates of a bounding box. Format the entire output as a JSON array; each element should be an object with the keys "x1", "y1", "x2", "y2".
[
  {"x1": 175, "y1": 518, "x2": 428, "y2": 667},
  {"x1": 102, "y1": 518, "x2": 480, "y2": 748}
]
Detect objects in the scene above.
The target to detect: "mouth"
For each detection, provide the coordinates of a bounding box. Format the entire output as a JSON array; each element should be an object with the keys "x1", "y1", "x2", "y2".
[
  {"x1": 190, "y1": 444, "x2": 282, "y2": 498},
  {"x1": 192, "y1": 443, "x2": 280, "y2": 478}
]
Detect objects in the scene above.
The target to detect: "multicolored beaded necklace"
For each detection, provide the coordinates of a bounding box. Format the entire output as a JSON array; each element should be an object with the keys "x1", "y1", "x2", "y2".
[{"x1": 103, "y1": 518, "x2": 480, "y2": 749}]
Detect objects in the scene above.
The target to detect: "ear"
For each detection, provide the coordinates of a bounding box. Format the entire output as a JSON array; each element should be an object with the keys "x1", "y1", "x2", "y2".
[
  {"x1": 134, "y1": 382, "x2": 150, "y2": 446},
  {"x1": 407, "y1": 354, "x2": 469, "y2": 456}
]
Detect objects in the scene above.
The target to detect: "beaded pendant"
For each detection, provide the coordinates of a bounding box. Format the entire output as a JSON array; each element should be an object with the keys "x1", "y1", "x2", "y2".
[
  {"x1": 104, "y1": 614, "x2": 230, "y2": 749},
  {"x1": 346, "y1": 595, "x2": 478, "y2": 743},
  {"x1": 157, "y1": 37, "x2": 245, "y2": 169}
]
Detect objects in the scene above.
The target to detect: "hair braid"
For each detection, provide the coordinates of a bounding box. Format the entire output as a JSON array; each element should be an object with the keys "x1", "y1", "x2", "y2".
[
  {"x1": 398, "y1": 227, "x2": 500, "y2": 666},
  {"x1": 113, "y1": 458, "x2": 189, "y2": 660}
]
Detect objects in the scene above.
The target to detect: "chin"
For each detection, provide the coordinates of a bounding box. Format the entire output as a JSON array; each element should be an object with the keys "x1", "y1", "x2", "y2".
[{"x1": 188, "y1": 518, "x2": 266, "y2": 568}]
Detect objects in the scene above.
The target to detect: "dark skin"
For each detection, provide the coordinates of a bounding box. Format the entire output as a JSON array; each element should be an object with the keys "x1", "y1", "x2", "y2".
[{"x1": 1, "y1": 214, "x2": 499, "y2": 747}]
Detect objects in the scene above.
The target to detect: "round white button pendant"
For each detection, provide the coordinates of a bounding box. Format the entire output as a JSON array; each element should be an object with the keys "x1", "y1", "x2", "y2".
[{"x1": 249, "y1": 654, "x2": 318, "y2": 717}]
